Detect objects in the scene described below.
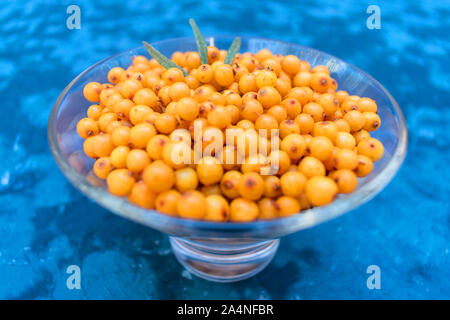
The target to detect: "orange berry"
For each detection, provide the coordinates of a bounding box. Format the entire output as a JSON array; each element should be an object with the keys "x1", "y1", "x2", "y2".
[
  {"x1": 294, "y1": 113, "x2": 314, "y2": 134},
  {"x1": 77, "y1": 118, "x2": 99, "y2": 139},
  {"x1": 87, "y1": 105, "x2": 103, "y2": 120},
  {"x1": 133, "y1": 88, "x2": 158, "y2": 108},
  {"x1": 281, "y1": 98, "x2": 302, "y2": 119},
  {"x1": 312, "y1": 121, "x2": 339, "y2": 143},
  {"x1": 255, "y1": 70, "x2": 277, "y2": 88},
  {"x1": 303, "y1": 102, "x2": 325, "y2": 122},
  {"x1": 238, "y1": 172, "x2": 265, "y2": 200},
  {"x1": 230, "y1": 198, "x2": 259, "y2": 222},
  {"x1": 130, "y1": 123, "x2": 156, "y2": 148},
  {"x1": 177, "y1": 190, "x2": 206, "y2": 219},
  {"x1": 197, "y1": 156, "x2": 223, "y2": 186},
  {"x1": 126, "y1": 149, "x2": 150, "y2": 173},
  {"x1": 335, "y1": 132, "x2": 356, "y2": 149},
  {"x1": 93, "y1": 133, "x2": 115, "y2": 157},
  {"x1": 107, "y1": 169, "x2": 135, "y2": 196},
  {"x1": 362, "y1": 112, "x2": 381, "y2": 132},
  {"x1": 169, "y1": 82, "x2": 191, "y2": 101},
  {"x1": 156, "y1": 190, "x2": 181, "y2": 215},
  {"x1": 308, "y1": 136, "x2": 333, "y2": 161},
  {"x1": 205, "y1": 195, "x2": 230, "y2": 222},
  {"x1": 258, "y1": 198, "x2": 278, "y2": 220},
  {"x1": 176, "y1": 97, "x2": 199, "y2": 121},
  {"x1": 207, "y1": 46, "x2": 220, "y2": 64},
  {"x1": 357, "y1": 138, "x2": 384, "y2": 161},
  {"x1": 357, "y1": 97, "x2": 377, "y2": 113},
  {"x1": 83, "y1": 82, "x2": 102, "y2": 102},
  {"x1": 143, "y1": 160, "x2": 175, "y2": 192},
  {"x1": 353, "y1": 129, "x2": 371, "y2": 144},
  {"x1": 257, "y1": 86, "x2": 282, "y2": 108},
  {"x1": 120, "y1": 79, "x2": 142, "y2": 99},
  {"x1": 238, "y1": 73, "x2": 257, "y2": 93},
  {"x1": 146, "y1": 134, "x2": 170, "y2": 160},
  {"x1": 155, "y1": 113, "x2": 177, "y2": 134},
  {"x1": 298, "y1": 156, "x2": 326, "y2": 178},
  {"x1": 279, "y1": 120, "x2": 300, "y2": 139},
  {"x1": 305, "y1": 176, "x2": 338, "y2": 206},
  {"x1": 317, "y1": 93, "x2": 339, "y2": 116},
  {"x1": 162, "y1": 67, "x2": 184, "y2": 85},
  {"x1": 128, "y1": 180, "x2": 157, "y2": 209},
  {"x1": 280, "y1": 134, "x2": 306, "y2": 160},
  {"x1": 214, "y1": 64, "x2": 234, "y2": 87},
  {"x1": 267, "y1": 150, "x2": 291, "y2": 175},
  {"x1": 175, "y1": 167, "x2": 199, "y2": 192},
  {"x1": 275, "y1": 196, "x2": 300, "y2": 216},
  {"x1": 281, "y1": 55, "x2": 301, "y2": 74},
  {"x1": 267, "y1": 105, "x2": 288, "y2": 123},
  {"x1": 333, "y1": 148, "x2": 359, "y2": 170},
  {"x1": 355, "y1": 155, "x2": 374, "y2": 177},
  {"x1": 310, "y1": 73, "x2": 330, "y2": 93},
  {"x1": 129, "y1": 105, "x2": 152, "y2": 125},
  {"x1": 241, "y1": 99, "x2": 263, "y2": 122},
  {"x1": 280, "y1": 171, "x2": 307, "y2": 197},
  {"x1": 329, "y1": 169, "x2": 358, "y2": 194},
  {"x1": 110, "y1": 146, "x2": 130, "y2": 168},
  {"x1": 343, "y1": 110, "x2": 366, "y2": 132},
  {"x1": 207, "y1": 106, "x2": 231, "y2": 129},
  {"x1": 263, "y1": 176, "x2": 282, "y2": 198},
  {"x1": 108, "y1": 67, "x2": 125, "y2": 84},
  {"x1": 93, "y1": 157, "x2": 112, "y2": 179}
]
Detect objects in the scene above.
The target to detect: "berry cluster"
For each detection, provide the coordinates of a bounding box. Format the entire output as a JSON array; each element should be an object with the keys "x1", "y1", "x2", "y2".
[{"x1": 77, "y1": 46, "x2": 384, "y2": 222}]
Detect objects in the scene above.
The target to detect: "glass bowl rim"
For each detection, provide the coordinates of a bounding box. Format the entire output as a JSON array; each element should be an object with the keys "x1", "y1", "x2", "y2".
[{"x1": 48, "y1": 35, "x2": 407, "y2": 234}]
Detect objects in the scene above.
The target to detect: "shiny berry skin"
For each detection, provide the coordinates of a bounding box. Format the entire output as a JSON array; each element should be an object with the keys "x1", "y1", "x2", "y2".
[
  {"x1": 357, "y1": 97, "x2": 377, "y2": 113},
  {"x1": 329, "y1": 169, "x2": 358, "y2": 194},
  {"x1": 175, "y1": 167, "x2": 199, "y2": 193},
  {"x1": 295, "y1": 113, "x2": 315, "y2": 134},
  {"x1": 130, "y1": 123, "x2": 156, "y2": 148},
  {"x1": 281, "y1": 55, "x2": 301, "y2": 75},
  {"x1": 241, "y1": 99, "x2": 263, "y2": 122},
  {"x1": 333, "y1": 148, "x2": 359, "y2": 170},
  {"x1": 177, "y1": 190, "x2": 206, "y2": 220},
  {"x1": 169, "y1": 82, "x2": 191, "y2": 101},
  {"x1": 362, "y1": 112, "x2": 381, "y2": 132},
  {"x1": 155, "y1": 113, "x2": 177, "y2": 134},
  {"x1": 298, "y1": 156, "x2": 326, "y2": 178},
  {"x1": 257, "y1": 86, "x2": 282, "y2": 108},
  {"x1": 120, "y1": 79, "x2": 142, "y2": 99},
  {"x1": 312, "y1": 121, "x2": 339, "y2": 143},
  {"x1": 305, "y1": 176, "x2": 338, "y2": 206},
  {"x1": 335, "y1": 132, "x2": 356, "y2": 149},
  {"x1": 205, "y1": 195, "x2": 230, "y2": 222},
  {"x1": 107, "y1": 169, "x2": 136, "y2": 197},
  {"x1": 128, "y1": 180, "x2": 157, "y2": 209},
  {"x1": 267, "y1": 105, "x2": 288, "y2": 124},
  {"x1": 258, "y1": 198, "x2": 278, "y2": 219},
  {"x1": 303, "y1": 102, "x2": 325, "y2": 122},
  {"x1": 176, "y1": 97, "x2": 199, "y2": 121},
  {"x1": 317, "y1": 93, "x2": 339, "y2": 116},
  {"x1": 238, "y1": 172, "x2": 265, "y2": 201},
  {"x1": 279, "y1": 120, "x2": 300, "y2": 139},
  {"x1": 87, "y1": 105, "x2": 103, "y2": 121},
  {"x1": 220, "y1": 170, "x2": 242, "y2": 199},
  {"x1": 308, "y1": 136, "x2": 333, "y2": 161},
  {"x1": 230, "y1": 198, "x2": 259, "y2": 222},
  {"x1": 214, "y1": 64, "x2": 234, "y2": 87},
  {"x1": 83, "y1": 82, "x2": 103, "y2": 102},
  {"x1": 207, "y1": 106, "x2": 231, "y2": 129},
  {"x1": 355, "y1": 155, "x2": 374, "y2": 177},
  {"x1": 281, "y1": 98, "x2": 302, "y2": 119},
  {"x1": 108, "y1": 67, "x2": 125, "y2": 84},
  {"x1": 77, "y1": 118, "x2": 99, "y2": 139},
  {"x1": 357, "y1": 138, "x2": 384, "y2": 161},
  {"x1": 197, "y1": 156, "x2": 224, "y2": 186},
  {"x1": 310, "y1": 72, "x2": 330, "y2": 93},
  {"x1": 239, "y1": 73, "x2": 257, "y2": 94},
  {"x1": 280, "y1": 134, "x2": 306, "y2": 160},
  {"x1": 267, "y1": 150, "x2": 291, "y2": 175},
  {"x1": 129, "y1": 105, "x2": 152, "y2": 125},
  {"x1": 275, "y1": 196, "x2": 300, "y2": 216},
  {"x1": 197, "y1": 64, "x2": 214, "y2": 83},
  {"x1": 143, "y1": 160, "x2": 175, "y2": 193},
  {"x1": 146, "y1": 134, "x2": 170, "y2": 160},
  {"x1": 126, "y1": 149, "x2": 150, "y2": 173},
  {"x1": 156, "y1": 190, "x2": 181, "y2": 215},
  {"x1": 280, "y1": 171, "x2": 307, "y2": 197},
  {"x1": 343, "y1": 110, "x2": 366, "y2": 132},
  {"x1": 93, "y1": 157, "x2": 112, "y2": 179},
  {"x1": 133, "y1": 88, "x2": 158, "y2": 108}
]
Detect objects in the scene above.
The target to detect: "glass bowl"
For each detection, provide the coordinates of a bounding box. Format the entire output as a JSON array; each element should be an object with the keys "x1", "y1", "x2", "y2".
[{"x1": 48, "y1": 36, "x2": 407, "y2": 282}]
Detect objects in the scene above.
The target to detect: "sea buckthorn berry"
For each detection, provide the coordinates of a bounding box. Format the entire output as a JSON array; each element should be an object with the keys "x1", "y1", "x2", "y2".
[
  {"x1": 185, "y1": 52, "x2": 201, "y2": 70},
  {"x1": 298, "y1": 156, "x2": 326, "y2": 178},
  {"x1": 312, "y1": 121, "x2": 339, "y2": 143},
  {"x1": 83, "y1": 82, "x2": 102, "y2": 102},
  {"x1": 268, "y1": 150, "x2": 291, "y2": 175},
  {"x1": 225, "y1": 92, "x2": 243, "y2": 107},
  {"x1": 310, "y1": 72, "x2": 330, "y2": 93},
  {"x1": 197, "y1": 156, "x2": 224, "y2": 186},
  {"x1": 170, "y1": 128, "x2": 191, "y2": 145},
  {"x1": 156, "y1": 190, "x2": 181, "y2": 215},
  {"x1": 146, "y1": 134, "x2": 170, "y2": 160},
  {"x1": 207, "y1": 92, "x2": 226, "y2": 106},
  {"x1": 355, "y1": 155, "x2": 374, "y2": 177},
  {"x1": 280, "y1": 134, "x2": 306, "y2": 160},
  {"x1": 155, "y1": 113, "x2": 177, "y2": 134},
  {"x1": 257, "y1": 86, "x2": 282, "y2": 108},
  {"x1": 294, "y1": 113, "x2": 314, "y2": 134},
  {"x1": 87, "y1": 105, "x2": 103, "y2": 121},
  {"x1": 317, "y1": 93, "x2": 339, "y2": 116},
  {"x1": 220, "y1": 170, "x2": 242, "y2": 199},
  {"x1": 201, "y1": 184, "x2": 222, "y2": 196},
  {"x1": 343, "y1": 110, "x2": 366, "y2": 132},
  {"x1": 112, "y1": 99, "x2": 133, "y2": 119},
  {"x1": 311, "y1": 65, "x2": 330, "y2": 74},
  {"x1": 241, "y1": 153, "x2": 269, "y2": 174},
  {"x1": 128, "y1": 181, "x2": 157, "y2": 209},
  {"x1": 341, "y1": 99, "x2": 360, "y2": 113},
  {"x1": 280, "y1": 171, "x2": 307, "y2": 197},
  {"x1": 176, "y1": 97, "x2": 199, "y2": 121},
  {"x1": 267, "y1": 105, "x2": 288, "y2": 123},
  {"x1": 176, "y1": 190, "x2": 206, "y2": 219},
  {"x1": 214, "y1": 64, "x2": 234, "y2": 87},
  {"x1": 175, "y1": 167, "x2": 199, "y2": 192},
  {"x1": 218, "y1": 146, "x2": 239, "y2": 170},
  {"x1": 162, "y1": 67, "x2": 184, "y2": 85},
  {"x1": 185, "y1": 74, "x2": 200, "y2": 89},
  {"x1": 207, "y1": 46, "x2": 220, "y2": 64},
  {"x1": 255, "y1": 49, "x2": 273, "y2": 62},
  {"x1": 286, "y1": 87, "x2": 311, "y2": 105},
  {"x1": 77, "y1": 118, "x2": 99, "y2": 139},
  {"x1": 230, "y1": 198, "x2": 259, "y2": 222},
  {"x1": 357, "y1": 97, "x2": 377, "y2": 113},
  {"x1": 305, "y1": 176, "x2": 338, "y2": 206},
  {"x1": 120, "y1": 79, "x2": 142, "y2": 99},
  {"x1": 207, "y1": 106, "x2": 231, "y2": 129},
  {"x1": 225, "y1": 105, "x2": 240, "y2": 125},
  {"x1": 293, "y1": 72, "x2": 312, "y2": 87},
  {"x1": 239, "y1": 57, "x2": 256, "y2": 72},
  {"x1": 129, "y1": 105, "x2": 152, "y2": 125},
  {"x1": 238, "y1": 172, "x2": 264, "y2": 200},
  {"x1": 353, "y1": 129, "x2": 371, "y2": 144},
  {"x1": 107, "y1": 169, "x2": 136, "y2": 197},
  {"x1": 239, "y1": 73, "x2": 257, "y2": 94},
  {"x1": 262, "y1": 58, "x2": 281, "y2": 74},
  {"x1": 281, "y1": 55, "x2": 301, "y2": 75},
  {"x1": 106, "y1": 120, "x2": 122, "y2": 134},
  {"x1": 335, "y1": 119, "x2": 351, "y2": 133},
  {"x1": 241, "y1": 99, "x2": 263, "y2": 122},
  {"x1": 162, "y1": 142, "x2": 193, "y2": 169},
  {"x1": 232, "y1": 63, "x2": 249, "y2": 82},
  {"x1": 335, "y1": 132, "x2": 356, "y2": 149},
  {"x1": 297, "y1": 193, "x2": 312, "y2": 210},
  {"x1": 126, "y1": 149, "x2": 150, "y2": 173},
  {"x1": 275, "y1": 196, "x2": 301, "y2": 216},
  {"x1": 279, "y1": 120, "x2": 300, "y2": 139},
  {"x1": 93, "y1": 133, "x2": 115, "y2": 157},
  {"x1": 335, "y1": 90, "x2": 349, "y2": 105},
  {"x1": 281, "y1": 98, "x2": 302, "y2": 119},
  {"x1": 168, "y1": 82, "x2": 190, "y2": 102},
  {"x1": 362, "y1": 112, "x2": 381, "y2": 132},
  {"x1": 303, "y1": 102, "x2": 325, "y2": 122},
  {"x1": 299, "y1": 60, "x2": 311, "y2": 72},
  {"x1": 93, "y1": 157, "x2": 112, "y2": 179},
  {"x1": 255, "y1": 114, "x2": 278, "y2": 132},
  {"x1": 143, "y1": 160, "x2": 175, "y2": 193},
  {"x1": 197, "y1": 64, "x2": 214, "y2": 83},
  {"x1": 308, "y1": 136, "x2": 333, "y2": 161},
  {"x1": 106, "y1": 92, "x2": 123, "y2": 110},
  {"x1": 357, "y1": 138, "x2": 384, "y2": 161},
  {"x1": 333, "y1": 148, "x2": 359, "y2": 170},
  {"x1": 198, "y1": 101, "x2": 214, "y2": 118},
  {"x1": 130, "y1": 123, "x2": 156, "y2": 148},
  {"x1": 255, "y1": 70, "x2": 277, "y2": 89},
  {"x1": 258, "y1": 198, "x2": 278, "y2": 219},
  {"x1": 275, "y1": 78, "x2": 292, "y2": 97},
  {"x1": 205, "y1": 195, "x2": 229, "y2": 222},
  {"x1": 171, "y1": 51, "x2": 185, "y2": 66},
  {"x1": 98, "y1": 113, "x2": 118, "y2": 132},
  {"x1": 111, "y1": 146, "x2": 130, "y2": 168},
  {"x1": 100, "y1": 88, "x2": 116, "y2": 107},
  {"x1": 108, "y1": 67, "x2": 125, "y2": 84},
  {"x1": 133, "y1": 88, "x2": 158, "y2": 108},
  {"x1": 329, "y1": 169, "x2": 358, "y2": 194},
  {"x1": 132, "y1": 55, "x2": 148, "y2": 65},
  {"x1": 236, "y1": 129, "x2": 259, "y2": 157},
  {"x1": 242, "y1": 91, "x2": 258, "y2": 102},
  {"x1": 263, "y1": 176, "x2": 282, "y2": 198}
]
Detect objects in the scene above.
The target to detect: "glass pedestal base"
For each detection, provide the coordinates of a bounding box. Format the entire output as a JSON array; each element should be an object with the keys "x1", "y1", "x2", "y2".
[{"x1": 170, "y1": 237, "x2": 280, "y2": 282}]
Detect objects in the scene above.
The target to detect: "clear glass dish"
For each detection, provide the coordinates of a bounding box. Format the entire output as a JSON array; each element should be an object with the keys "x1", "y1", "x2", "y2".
[{"x1": 48, "y1": 36, "x2": 407, "y2": 282}]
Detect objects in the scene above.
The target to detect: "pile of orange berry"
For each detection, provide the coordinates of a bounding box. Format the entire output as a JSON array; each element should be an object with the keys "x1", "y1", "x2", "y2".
[{"x1": 77, "y1": 46, "x2": 384, "y2": 222}]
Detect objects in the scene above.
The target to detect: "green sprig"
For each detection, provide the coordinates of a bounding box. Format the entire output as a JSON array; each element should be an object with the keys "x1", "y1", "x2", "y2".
[
  {"x1": 189, "y1": 18, "x2": 208, "y2": 65},
  {"x1": 224, "y1": 37, "x2": 241, "y2": 65},
  {"x1": 142, "y1": 41, "x2": 188, "y2": 76}
]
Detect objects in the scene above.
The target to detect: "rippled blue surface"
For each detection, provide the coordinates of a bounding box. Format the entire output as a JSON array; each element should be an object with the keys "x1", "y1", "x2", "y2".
[{"x1": 0, "y1": 0, "x2": 449, "y2": 299}]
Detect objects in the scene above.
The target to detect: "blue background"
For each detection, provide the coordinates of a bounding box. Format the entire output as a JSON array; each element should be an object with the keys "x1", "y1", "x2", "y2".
[{"x1": 0, "y1": 0, "x2": 449, "y2": 299}]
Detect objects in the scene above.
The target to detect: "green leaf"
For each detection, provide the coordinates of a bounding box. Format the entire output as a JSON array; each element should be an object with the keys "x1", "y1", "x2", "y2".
[
  {"x1": 142, "y1": 41, "x2": 188, "y2": 76},
  {"x1": 189, "y1": 18, "x2": 208, "y2": 65},
  {"x1": 224, "y1": 37, "x2": 241, "y2": 65}
]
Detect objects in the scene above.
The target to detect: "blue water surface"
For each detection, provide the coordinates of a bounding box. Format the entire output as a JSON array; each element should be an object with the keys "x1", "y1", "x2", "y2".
[{"x1": 0, "y1": 0, "x2": 449, "y2": 299}]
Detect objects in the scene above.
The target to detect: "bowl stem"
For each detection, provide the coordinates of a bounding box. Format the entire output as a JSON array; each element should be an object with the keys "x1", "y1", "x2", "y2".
[{"x1": 170, "y1": 237, "x2": 279, "y2": 282}]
